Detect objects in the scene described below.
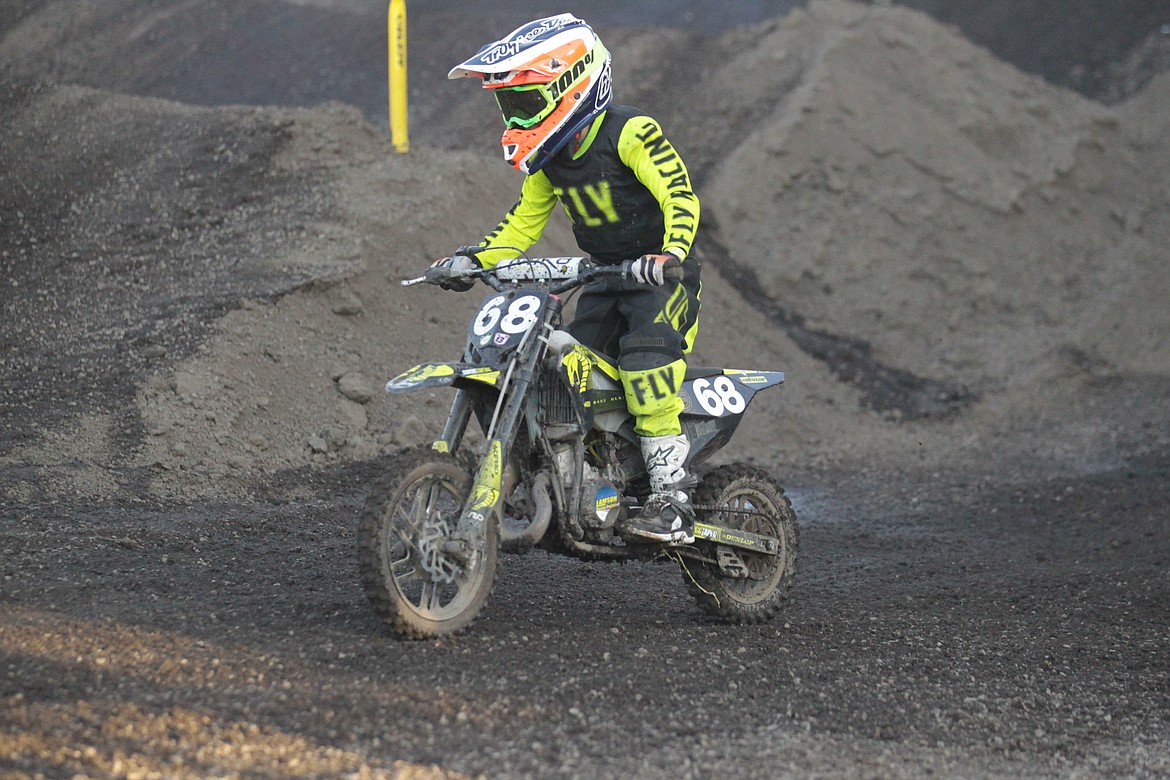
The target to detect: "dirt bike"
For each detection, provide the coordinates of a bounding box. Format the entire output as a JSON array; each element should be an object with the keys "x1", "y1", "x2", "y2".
[{"x1": 358, "y1": 253, "x2": 798, "y2": 639}]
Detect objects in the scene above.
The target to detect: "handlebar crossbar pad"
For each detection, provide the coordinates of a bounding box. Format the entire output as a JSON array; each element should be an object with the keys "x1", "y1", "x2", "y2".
[{"x1": 494, "y1": 257, "x2": 590, "y2": 281}]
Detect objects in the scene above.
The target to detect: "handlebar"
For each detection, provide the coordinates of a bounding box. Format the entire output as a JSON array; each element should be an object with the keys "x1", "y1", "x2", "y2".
[{"x1": 402, "y1": 256, "x2": 684, "y2": 292}]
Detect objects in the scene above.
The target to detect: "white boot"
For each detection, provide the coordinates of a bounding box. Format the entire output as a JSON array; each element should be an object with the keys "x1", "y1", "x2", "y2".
[{"x1": 626, "y1": 434, "x2": 695, "y2": 543}]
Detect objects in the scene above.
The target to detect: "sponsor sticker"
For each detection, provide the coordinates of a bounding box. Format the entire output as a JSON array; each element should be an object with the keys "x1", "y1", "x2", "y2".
[{"x1": 594, "y1": 485, "x2": 620, "y2": 521}]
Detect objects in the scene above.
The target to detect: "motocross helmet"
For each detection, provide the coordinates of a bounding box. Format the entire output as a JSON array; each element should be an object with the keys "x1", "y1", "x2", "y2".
[{"x1": 448, "y1": 14, "x2": 612, "y2": 174}]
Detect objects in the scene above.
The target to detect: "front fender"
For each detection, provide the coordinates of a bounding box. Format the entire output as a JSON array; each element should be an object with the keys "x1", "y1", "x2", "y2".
[{"x1": 385, "y1": 362, "x2": 502, "y2": 394}]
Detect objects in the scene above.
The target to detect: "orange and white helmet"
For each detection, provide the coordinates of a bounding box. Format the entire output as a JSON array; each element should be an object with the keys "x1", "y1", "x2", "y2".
[{"x1": 449, "y1": 14, "x2": 612, "y2": 174}]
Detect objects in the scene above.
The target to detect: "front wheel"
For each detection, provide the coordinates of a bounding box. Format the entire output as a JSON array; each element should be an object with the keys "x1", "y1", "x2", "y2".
[
  {"x1": 358, "y1": 446, "x2": 500, "y2": 639},
  {"x1": 682, "y1": 464, "x2": 798, "y2": 623}
]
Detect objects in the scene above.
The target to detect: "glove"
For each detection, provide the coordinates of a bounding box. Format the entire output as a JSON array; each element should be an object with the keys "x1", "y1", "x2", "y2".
[
  {"x1": 430, "y1": 253, "x2": 479, "y2": 292},
  {"x1": 630, "y1": 252, "x2": 681, "y2": 286},
  {"x1": 636, "y1": 253, "x2": 683, "y2": 286}
]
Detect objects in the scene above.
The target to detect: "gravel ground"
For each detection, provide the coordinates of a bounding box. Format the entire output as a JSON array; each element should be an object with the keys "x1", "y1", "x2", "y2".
[{"x1": 3, "y1": 445, "x2": 1168, "y2": 778}]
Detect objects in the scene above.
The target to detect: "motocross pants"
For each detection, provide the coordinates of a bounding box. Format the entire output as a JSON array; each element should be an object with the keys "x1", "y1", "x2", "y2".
[{"x1": 566, "y1": 258, "x2": 701, "y2": 437}]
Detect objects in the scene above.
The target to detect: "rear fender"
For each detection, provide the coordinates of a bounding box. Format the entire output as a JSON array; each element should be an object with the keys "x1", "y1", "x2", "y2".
[
  {"x1": 680, "y1": 369, "x2": 785, "y2": 469},
  {"x1": 680, "y1": 369, "x2": 785, "y2": 418}
]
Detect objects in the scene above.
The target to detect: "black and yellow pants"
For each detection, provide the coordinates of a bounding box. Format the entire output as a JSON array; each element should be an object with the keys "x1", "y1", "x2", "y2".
[{"x1": 566, "y1": 258, "x2": 701, "y2": 437}]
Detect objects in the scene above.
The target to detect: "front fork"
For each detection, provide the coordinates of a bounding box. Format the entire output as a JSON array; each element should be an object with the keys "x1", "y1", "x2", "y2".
[
  {"x1": 439, "y1": 325, "x2": 551, "y2": 564},
  {"x1": 433, "y1": 388, "x2": 474, "y2": 455}
]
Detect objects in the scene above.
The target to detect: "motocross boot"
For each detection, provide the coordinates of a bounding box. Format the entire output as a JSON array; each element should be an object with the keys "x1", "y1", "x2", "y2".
[{"x1": 626, "y1": 433, "x2": 696, "y2": 544}]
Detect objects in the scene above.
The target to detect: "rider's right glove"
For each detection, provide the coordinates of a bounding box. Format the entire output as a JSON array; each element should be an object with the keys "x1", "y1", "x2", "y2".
[
  {"x1": 630, "y1": 252, "x2": 681, "y2": 286},
  {"x1": 430, "y1": 253, "x2": 480, "y2": 292}
]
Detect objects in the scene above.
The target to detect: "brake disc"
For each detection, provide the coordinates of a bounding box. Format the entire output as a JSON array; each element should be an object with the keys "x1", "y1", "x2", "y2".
[{"x1": 417, "y1": 514, "x2": 460, "y2": 584}]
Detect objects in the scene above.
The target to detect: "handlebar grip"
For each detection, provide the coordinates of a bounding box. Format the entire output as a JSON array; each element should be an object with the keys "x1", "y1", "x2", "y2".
[
  {"x1": 603, "y1": 259, "x2": 684, "y2": 284},
  {"x1": 425, "y1": 266, "x2": 454, "y2": 284}
]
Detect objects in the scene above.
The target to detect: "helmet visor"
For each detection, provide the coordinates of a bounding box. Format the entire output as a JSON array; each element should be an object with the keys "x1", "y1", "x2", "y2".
[{"x1": 494, "y1": 85, "x2": 557, "y2": 129}]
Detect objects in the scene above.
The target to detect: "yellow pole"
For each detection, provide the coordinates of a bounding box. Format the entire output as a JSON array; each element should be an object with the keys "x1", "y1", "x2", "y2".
[{"x1": 388, "y1": 0, "x2": 409, "y2": 153}]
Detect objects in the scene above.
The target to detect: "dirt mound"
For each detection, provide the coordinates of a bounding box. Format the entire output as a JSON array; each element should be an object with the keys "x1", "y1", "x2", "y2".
[
  {"x1": 895, "y1": 0, "x2": 1170, "y2": 102},
  {"x1": 696, "y1": 1, "x2": 1170, "y2": 477},
  {"x1": 3, "y1": 0, "x2": 1169, "y2": 503},
  {"x1": 0, "y1": 79, "x2": 576, "y2": 501},
  {"x1": 711, "y1": 3, "x2": 1170, "y2": 385}
]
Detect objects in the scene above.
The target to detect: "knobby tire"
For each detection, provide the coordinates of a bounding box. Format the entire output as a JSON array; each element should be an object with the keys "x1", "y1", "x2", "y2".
[
  {"x1": 683, "y1": 463, "x2": 799, "y2": 623},
  {"x1": 357, "y1": 446, "x2": 500, "y2": 640}
]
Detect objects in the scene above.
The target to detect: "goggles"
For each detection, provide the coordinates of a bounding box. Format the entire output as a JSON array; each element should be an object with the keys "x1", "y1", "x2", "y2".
[{"x1": 494, "y1": 84, "x2": 558, "y2": 129}]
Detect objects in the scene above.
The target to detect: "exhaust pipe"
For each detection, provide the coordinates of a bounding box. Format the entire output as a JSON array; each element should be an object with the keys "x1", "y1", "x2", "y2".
[{"x1": 500, "y1": 472, "x2": 553, "y2": 553}]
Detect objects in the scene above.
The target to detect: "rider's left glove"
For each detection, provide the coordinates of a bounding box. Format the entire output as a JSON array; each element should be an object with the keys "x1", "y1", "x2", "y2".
[
  {"x1": 430, "y1": 253, "x2": 480, "y2": 292},
  {"x1": 631, "y1": 252, "x2": 681, "y2": 286}
]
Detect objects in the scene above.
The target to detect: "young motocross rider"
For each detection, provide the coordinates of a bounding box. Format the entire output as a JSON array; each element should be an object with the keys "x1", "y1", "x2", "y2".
[{"x1": 434, "y1": 14, "x2": 702, "y2": 544}]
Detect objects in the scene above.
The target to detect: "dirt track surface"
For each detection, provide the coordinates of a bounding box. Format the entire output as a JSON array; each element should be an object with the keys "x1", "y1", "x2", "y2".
[
  {"x1": 4, "y1": 452, "x2": 1169, "y2": 779},
  {"x1": 2, "y1": 0, "x2": 1170, "y2": 777}
]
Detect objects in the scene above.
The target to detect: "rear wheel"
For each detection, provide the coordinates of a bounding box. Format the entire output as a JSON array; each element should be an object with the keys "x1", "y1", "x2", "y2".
[
  {"x1": 358, "y1": 447, "x2": 500, "y2": 639},
  {"x1": 682, "y1": 464, "x2": 798, "y2": 623}
]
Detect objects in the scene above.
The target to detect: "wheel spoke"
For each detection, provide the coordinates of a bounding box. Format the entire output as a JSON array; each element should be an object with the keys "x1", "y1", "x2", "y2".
[
  {"x1": 410, "y1": 483, "x2": 431, "y2": 523},
  {"x1": 421, "y1": 582, "x2": 434, "y2": 612},
  {"x1": 390, "y1": 550, "x2": 416, "y2": 581},
  {"x1": 423, "y1": 482, "x2": 446, "y2": 516},
  {"x1": 428, "y1": 581, "x2": 445, "y2": 612},
  {"x1": 394, "y1": 493, "x2": 423, "y2": 535}
]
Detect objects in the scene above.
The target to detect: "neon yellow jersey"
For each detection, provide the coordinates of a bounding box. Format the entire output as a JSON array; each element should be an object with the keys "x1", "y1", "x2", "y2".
[{"x1": 475, "y1": 106, "x2": 700, "y2": 268}]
